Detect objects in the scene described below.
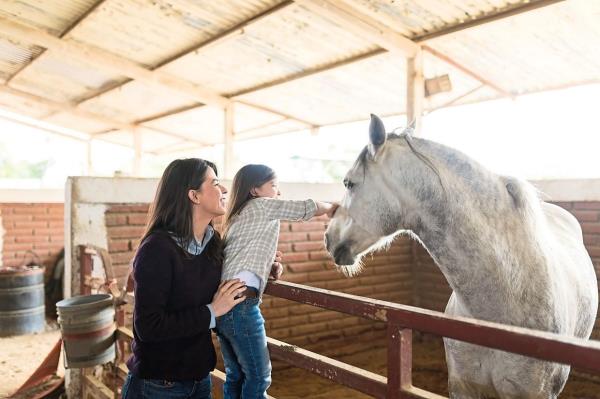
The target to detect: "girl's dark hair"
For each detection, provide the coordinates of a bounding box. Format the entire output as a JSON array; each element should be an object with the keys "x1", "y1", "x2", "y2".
[
  {"x1": 139, "y1": 158, "x2": 223, "y2": 265},
  {"x1": 224, "y1": 164, "x2": 276, "y2": 234}
]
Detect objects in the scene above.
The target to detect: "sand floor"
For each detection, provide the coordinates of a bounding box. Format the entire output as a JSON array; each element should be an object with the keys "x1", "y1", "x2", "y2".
[
  {"x1": 0, "y1": 324, "x2": 63, "y2": 399},
  {"x1": 3, "y1": 330, "x2": 598, "y2": 399}
]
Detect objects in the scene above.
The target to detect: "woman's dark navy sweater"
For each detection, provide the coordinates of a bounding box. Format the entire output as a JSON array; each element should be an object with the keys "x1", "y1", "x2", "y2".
[{"x1": 126, "y1": 231, "x2": 221, "y2": 381}]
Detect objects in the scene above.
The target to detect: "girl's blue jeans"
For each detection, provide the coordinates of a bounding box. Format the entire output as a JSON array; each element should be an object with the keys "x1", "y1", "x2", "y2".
[{"x1": 216, "y1": 296, "x2": 272, "y2": 399}]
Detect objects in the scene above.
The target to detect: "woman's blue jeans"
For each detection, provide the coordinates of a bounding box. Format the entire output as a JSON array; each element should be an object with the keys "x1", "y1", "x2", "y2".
[
  {"x1": 216, "y1": 296, "x2": 272, "y2": 399},
  {"x1": 121, "y1": 372, "x2": 211, "y2": 398}
]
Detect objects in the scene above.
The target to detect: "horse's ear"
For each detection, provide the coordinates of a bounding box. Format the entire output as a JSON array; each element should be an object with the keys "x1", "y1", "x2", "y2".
[{"x1": 368, "y1": 114, "x2": 386, "y2": 157}]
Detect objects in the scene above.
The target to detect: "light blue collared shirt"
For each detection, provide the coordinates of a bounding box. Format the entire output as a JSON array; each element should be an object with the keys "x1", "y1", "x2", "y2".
[
  {"x1": 173, "y1": 226, "x2": 214, "y2": 256},
  {"x1": 171, "y1": 226, "x2": 216, "y2": 329}
]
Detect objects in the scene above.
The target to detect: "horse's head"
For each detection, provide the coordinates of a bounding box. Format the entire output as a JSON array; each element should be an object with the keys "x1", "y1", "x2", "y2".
[{"x1": 325, "y1": 114, "x2": 440, "y2": 275}]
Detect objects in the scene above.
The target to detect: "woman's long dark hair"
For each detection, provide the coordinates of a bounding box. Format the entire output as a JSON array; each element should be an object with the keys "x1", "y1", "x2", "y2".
[
  {"x1": 139, "y1": 158, "x2": 223, "y2": 265},
  {"x1": 224, "y1": 164, "x2": 276, "y2": 235}
]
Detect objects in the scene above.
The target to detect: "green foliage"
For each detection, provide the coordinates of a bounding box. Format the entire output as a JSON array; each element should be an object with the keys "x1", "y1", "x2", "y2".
[{"x1": 0, "y1": 144, "x2": 50, "y2": 178}]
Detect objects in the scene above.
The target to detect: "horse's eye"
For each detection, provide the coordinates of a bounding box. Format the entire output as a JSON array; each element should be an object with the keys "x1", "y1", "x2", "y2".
[{"x1": 343, "y1": 179, "x2": 354, "y2": 190}]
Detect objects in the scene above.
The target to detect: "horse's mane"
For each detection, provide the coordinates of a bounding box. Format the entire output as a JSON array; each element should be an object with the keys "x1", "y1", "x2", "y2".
[{"x1": 354, "y1": 130, "x2": 545, "y2": 232}]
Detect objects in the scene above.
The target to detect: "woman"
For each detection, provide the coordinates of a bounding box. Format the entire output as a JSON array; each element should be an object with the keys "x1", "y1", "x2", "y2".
[{"x1": 122, "y1": 158, "x2": 247, "y2": 399}]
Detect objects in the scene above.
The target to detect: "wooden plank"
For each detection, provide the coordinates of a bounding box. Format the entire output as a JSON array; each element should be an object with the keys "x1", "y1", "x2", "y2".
[
  {"x1": 387, "y1": 326, "x2": 413, "y2": 399},
  {"x1": 268, "y1": 336, "x2": 388, "y2": 398},
  {"x1": 0, "y1": 16, "x2": 230, "y2": 108},
  {"x1": 117, "y1": 326, "x2": 133, "y2": 341},
  {"x1": 295, "y1": 0, "x2": 418, "y2": 57},
  {"x1": 82, "y1": 374, "x2": 114, "y2": 399},
  {"x1": 264, "y1": 281, "x2": 600, "y2": 374}
]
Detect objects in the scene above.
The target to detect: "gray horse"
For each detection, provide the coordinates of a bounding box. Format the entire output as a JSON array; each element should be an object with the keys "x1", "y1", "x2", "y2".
[{"x1": 325, "y1": 114, "x2": 598, "y2": 398}]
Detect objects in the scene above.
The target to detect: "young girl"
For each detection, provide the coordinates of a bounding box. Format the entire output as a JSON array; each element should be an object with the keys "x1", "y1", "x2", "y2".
[{"x1": 216, "y1": 164, "x2": 337, "y2": 399}]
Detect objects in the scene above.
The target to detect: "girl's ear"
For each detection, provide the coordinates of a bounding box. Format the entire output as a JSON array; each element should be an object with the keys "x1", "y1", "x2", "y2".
[{"x1": 250, "y1": 188, "x2": 257, "y2": 197}]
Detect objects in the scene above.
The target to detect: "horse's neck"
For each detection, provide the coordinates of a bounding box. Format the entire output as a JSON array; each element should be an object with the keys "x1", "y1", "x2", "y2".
[{"x1": 411, "y1": 180, "x2": 550, "y2": 321}]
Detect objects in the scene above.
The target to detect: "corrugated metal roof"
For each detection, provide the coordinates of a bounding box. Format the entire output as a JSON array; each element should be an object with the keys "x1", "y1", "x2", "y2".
[
  {"x1": 0, "y1": 0, "x2": 99, "y2": 35},
  {"x1": 0, "y1": 0, "x2": 597, "y2": 148},
  {"x1": 0, "y1": 38, "x2": 39, "y2": 82}
]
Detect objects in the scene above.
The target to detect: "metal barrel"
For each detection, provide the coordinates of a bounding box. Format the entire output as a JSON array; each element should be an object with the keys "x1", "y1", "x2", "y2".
[
  {"x1": 56, "y1": 294, "x2": 116, "y2": 368},
  {"x1": 0, "y1": 266, "x2": 45, "y2": 336}
]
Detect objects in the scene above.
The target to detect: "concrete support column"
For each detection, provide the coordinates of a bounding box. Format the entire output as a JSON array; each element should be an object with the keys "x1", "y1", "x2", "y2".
[
  {"x1": 406, "y1": 47, "x2": 424, "y2": 136},
  {"x1": 224, "y1": 103, "x2": 235, "y2": 179},
  {"x1": 132, "y1": 127, "x2": 142, "y2": 176},
  {"x1": 86, "y1": 139, "x2": 93, "y2": 175}
]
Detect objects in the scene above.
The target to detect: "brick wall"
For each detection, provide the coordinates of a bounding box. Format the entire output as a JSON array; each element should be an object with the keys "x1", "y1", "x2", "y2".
[
  {"x1": 413, "y1": 201, "x2": 600, "y2": 339},
  {"x1": 105, "y1": 205, "x2": 150, "y2": 286},
  {"x1": 0, "y1": 203, "x2": 64, "y2": 273},
  {"x1": 105, "y1": 203, "x2": 415, "y2": 356}
]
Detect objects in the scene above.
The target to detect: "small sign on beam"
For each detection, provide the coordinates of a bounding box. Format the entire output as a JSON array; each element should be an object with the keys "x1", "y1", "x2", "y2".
[{"x1": 424, "y1": 74, "x2": 452, "y2": 97}]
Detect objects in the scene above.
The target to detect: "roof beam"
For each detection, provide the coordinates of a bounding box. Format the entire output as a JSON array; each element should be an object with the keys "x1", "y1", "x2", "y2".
[
  {"x1": 133, "y1": 125, "x2": 212, "y2": 147},
  {"x1": 413, "y1": 0, "x2": 566, "y2": 42},
  {"x1": 228, "y1": 48, "x2": 387, "y2": 97},
  {"x1": 0, "y1": 85, "x2": 210, "y2": 146},
  {"x1": 43, "y1": 2, "x2": 302, "y2": 124},
  {"x1": 236, "y1": 100, "x2": 316, "y2": 128},
  {"x1": 142, "y1": 0, "x2": 559, "y2": 124},
  {"x1": 66, "y1": 1, "x2": 296, "y2": 108},
  {"x1": 425, "y1": 84, "x2": 486, "y2": 115},
  {"x1": 0, "y1": 85, "x2": 132, "y2": 130},
  {"x1": 0, "y1": 109, "x2": 134, "y2": 152},
  {"x1": 0, "y1": 0, "x2": 565, "y2": 145},
  {"x1": 0, "y1": 112, "x2": 89, "y2": 143},
  {"x1": 0, "y1": 16, "x2": 230, "y2": 108},
  {"x1": 294, "y1": 0, "x2": 418, "y2": 57},
  {"x1": 19, "y1": 2, "x2": 313, "y2": 129},
  {"x1": 229, "y1": 0, "x2": 564, "y2": 99},
  {"x1": 6, "y1": 0, "x2": 108, "y2": 85},
  {"x1": 421, "y1": 45, "x2": 511, "y2": 97}
]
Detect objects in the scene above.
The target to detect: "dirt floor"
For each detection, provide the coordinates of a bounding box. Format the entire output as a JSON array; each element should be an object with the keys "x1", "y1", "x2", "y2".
[
  {"x1": 2, "y1": 328, "x2": 598, "y2": 398},
  {"x1": 0, "y1": 322, "x2": 64, "y2": 399},
  {"x1": 268, "y1": 336, "x2": 600, "y2": 399}
]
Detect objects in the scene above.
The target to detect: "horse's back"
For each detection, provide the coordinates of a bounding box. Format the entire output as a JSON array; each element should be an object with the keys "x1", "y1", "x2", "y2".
[
  {"x1": 541, "y1": 202, "x2": 583, "y2": 242},
  {"x1": 542, "y1": 201, "x2": 598, "y2": 339}
]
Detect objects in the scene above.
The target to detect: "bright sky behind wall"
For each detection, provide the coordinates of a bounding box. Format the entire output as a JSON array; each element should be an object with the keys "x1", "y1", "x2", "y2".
[{"x1": 0, "y1": 83, "x2": 599, "y2": 189}]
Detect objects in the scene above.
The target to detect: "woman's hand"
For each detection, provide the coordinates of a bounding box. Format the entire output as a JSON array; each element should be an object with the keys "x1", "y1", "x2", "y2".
[
  {"x1": 270, "y1": 262, "x2": 283, "y2": 280},
  {"x1": 210, "y1": 279, "x2": 247, "y2": 317}
]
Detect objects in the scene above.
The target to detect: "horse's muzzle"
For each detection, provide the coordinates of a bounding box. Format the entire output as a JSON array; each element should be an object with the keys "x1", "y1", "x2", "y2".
[{"x1": 332, "y1": 243, "x2": 355, "y2": 266}]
